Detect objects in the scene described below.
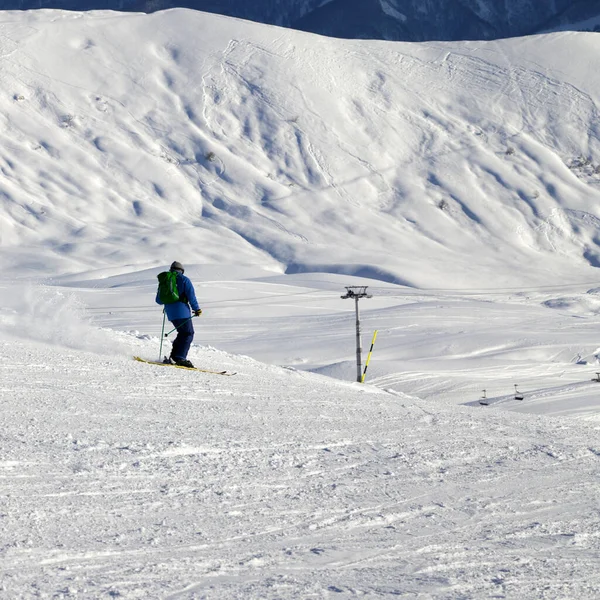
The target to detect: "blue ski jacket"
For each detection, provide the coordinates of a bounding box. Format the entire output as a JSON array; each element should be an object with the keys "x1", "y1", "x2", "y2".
[{"x1": 156, "y1": 272, "x2": 200, "y2": 321}]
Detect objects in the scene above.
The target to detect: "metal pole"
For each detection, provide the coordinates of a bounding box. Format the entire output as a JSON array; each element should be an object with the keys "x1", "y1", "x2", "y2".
[
  {"x1": 341, "y1": 286, "x2": 372, "y2": 383},
  {"x1": 355, "y1": 295, "x2": 362, "y2": 383},
  {"x1": 164, "y1": 314, "x2": 196, "y2": 337},
  {"x1": 158, "y1": 310, "x2": 166, "y2": 362}
]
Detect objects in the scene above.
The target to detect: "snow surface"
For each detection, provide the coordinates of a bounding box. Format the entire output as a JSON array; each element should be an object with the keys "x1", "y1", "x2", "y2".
[
  {"x1": 3, "y1": 327, "x2": 600, "y2": 598},
  {"x1": 1, "y1": 8, "x2": 600, "y2": 598}
]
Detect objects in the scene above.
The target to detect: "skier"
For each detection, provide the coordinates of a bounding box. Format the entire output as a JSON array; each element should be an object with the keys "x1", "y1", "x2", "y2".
[{"x1": 156, "y1": 261, "x2": 202, "y2": 368}]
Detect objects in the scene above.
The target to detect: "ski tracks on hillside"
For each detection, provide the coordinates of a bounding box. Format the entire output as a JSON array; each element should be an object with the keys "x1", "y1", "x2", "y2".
[
  {"x1": 202, "y1": 39, "x2": 359, "y2": 208},
  {"x1": 2, "y1": 337, "x2": 600, "y2": 598}
]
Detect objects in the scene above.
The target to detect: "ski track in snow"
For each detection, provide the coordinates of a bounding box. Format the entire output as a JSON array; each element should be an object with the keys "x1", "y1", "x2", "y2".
[{"x1": 2, "y1": 336, "x2": 600, "y2": 598}]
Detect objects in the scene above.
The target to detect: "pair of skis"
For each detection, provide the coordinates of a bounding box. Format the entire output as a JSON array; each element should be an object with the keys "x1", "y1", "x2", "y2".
[{"x1": 133, "y1": 356, "x2": 236, "y2": 376}]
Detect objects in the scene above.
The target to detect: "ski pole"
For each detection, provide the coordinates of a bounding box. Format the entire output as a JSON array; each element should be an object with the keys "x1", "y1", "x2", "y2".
[
  {"x1": 158, "y1": 310, "x2": 166, "y2": 361},
  {"x1": 361, "y1": 330, "x2": 378, "y2": 383},
  {"x1": 164, "y1": 314, "x2": 198, "y2": 338}
]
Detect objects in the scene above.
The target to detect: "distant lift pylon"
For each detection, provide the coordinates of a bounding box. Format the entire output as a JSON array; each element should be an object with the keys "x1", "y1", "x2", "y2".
[{"x1": 341, "y1": 286, "x2": 372, "y2": 383}]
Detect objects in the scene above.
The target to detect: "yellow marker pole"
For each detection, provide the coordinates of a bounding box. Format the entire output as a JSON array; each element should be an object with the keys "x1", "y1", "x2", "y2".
[{"x1": 361, "y1": 330, "x2": 378, "y2": 383}]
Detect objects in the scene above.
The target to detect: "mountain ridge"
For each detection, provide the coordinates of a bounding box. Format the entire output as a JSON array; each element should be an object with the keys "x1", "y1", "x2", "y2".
[{"x1": 3, "y1": 1, "x2": 600, "y2": 41}]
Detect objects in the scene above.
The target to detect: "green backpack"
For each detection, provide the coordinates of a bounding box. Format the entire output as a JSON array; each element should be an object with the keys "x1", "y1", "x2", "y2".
[{"x1": 157, "y1": 271, "x2": 180, "y2": 304}]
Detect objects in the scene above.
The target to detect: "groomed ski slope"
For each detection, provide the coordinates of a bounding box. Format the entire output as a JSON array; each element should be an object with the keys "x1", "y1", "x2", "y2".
[{"x1": 2, "y1": 331, "x2": 600, "y2": 599}]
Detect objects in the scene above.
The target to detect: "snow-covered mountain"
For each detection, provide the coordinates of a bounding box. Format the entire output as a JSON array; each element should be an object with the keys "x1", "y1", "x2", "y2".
[
  {"x1": 4, "y1": 0, "x2": 600, "y2": 41},
  {"x1": 3, "y1": 10, "x2": 600, "y2": 596},
  {"x1": 2, "y1": 9, "x2": 600, "y2": 289}
]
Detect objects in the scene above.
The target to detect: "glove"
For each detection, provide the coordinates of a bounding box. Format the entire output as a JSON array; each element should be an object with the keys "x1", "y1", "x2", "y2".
[{"x1": 194, "y1": 309, "x2": 203, "y2": 317}]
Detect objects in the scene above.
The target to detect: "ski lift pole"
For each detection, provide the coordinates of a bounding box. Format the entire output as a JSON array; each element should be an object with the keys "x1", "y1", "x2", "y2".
[
  {"x1": 353, "y1": 294, "x2": 362, "y2": 382},
  {"x1": 341, "y1": 286, "x2": 372, "y2": 382},
  {"x1": 158, "y1": 310, "x2": 167, "y2": 362},
  {"x1": 361, "y1": 330, "x2": 378, "y2": 383}
]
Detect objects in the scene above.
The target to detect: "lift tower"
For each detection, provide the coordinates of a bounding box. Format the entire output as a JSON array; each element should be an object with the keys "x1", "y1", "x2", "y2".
[{"x1": 341, "y1": 286, "x2": 372, "y2": 382}]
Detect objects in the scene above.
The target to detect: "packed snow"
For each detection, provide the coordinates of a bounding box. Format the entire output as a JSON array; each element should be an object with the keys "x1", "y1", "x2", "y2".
[{"x1": 1, "y1": 8, "x2": 600, "y2": 599}]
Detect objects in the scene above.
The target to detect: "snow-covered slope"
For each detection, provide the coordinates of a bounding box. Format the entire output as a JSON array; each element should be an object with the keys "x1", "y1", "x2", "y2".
[
  {"x1": 2, "y1": 11, "x2": 600, "y2": 596},
  {"x1": 2, "y1": 332, "x2": 600, "y2": 599},
  {"x1": 2, "y1": 10, "x2": 600, "y2": 289},
  {"x1": 3, "y1": 9, "x2": 600, "y2": 413}
]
